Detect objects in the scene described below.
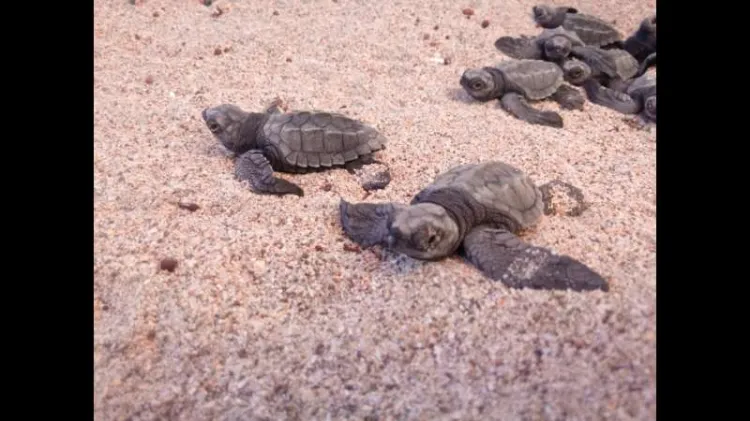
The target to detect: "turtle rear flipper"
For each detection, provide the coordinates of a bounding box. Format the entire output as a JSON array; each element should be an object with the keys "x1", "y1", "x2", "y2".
[
  {"x1": 339, "y1": 200, "x2": 400, "y2": 247},
  {"x1": 461, "y1": 226, "x2": 609, "y2": 292},
  {"x1": 235, "y1": 150, "x2": 304, "y2": 196},
  {"x1": 583, "y1": 80, "x2": 640, "y2": 114},
  {"x1": 500, "y1": 92, "x2": 563, "y2": 128},
  {"x1": 551, "y1": 84, "x2": 585, "y2": 110},
  {"x1": 494, "y1": 35, "x2": 544, "y2": 60},
  {"x1": 635, "y1": 52, "x2": 656, "y2": 77}
]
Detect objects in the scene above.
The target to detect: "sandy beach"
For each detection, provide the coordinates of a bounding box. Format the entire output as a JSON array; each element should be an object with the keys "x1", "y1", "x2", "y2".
[{"x1": 94, "y1": 1, "x2": 656, "y2": 419}]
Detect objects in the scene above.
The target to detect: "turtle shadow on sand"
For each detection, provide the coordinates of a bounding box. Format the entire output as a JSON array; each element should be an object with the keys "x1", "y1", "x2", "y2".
[{"x1": 447, "y1": 87, "x2": 478, "y2": 104}]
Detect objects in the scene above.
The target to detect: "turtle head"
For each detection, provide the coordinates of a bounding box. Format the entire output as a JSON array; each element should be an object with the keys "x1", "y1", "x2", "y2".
[
  {"x1": 640, "y1": 15, "x2": 656, "y2": 34},
  {"x1": 460, "y1": 68, "x2": 503, "y2": 101},
  {"x1": 202, "y1": 104, "x2": 260, "y2": 154},
  {"x1": 386, "y1": 203, "x2": 460, "y2": 261},
  {"x1": 643, "y1": 95, "x2": 656, "y2": 122},
  {"x1": 562, "y1": 59, "x2": 592, "y2": 85},
  {"x1": 544, "y1": 36, "x2": 573, "y2": 60}
]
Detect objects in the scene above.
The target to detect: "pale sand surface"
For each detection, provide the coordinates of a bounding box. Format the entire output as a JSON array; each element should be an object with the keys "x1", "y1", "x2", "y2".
[{"x1": 94, "y1": 1, "x2": 656, "y2": 420}]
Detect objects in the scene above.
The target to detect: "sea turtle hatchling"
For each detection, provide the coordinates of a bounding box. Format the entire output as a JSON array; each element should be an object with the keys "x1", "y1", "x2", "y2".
[
  {"x1": 560, "y1": 47, "x2": 639, "y2": 92},
  {"x1": 339, "y1": 161, "x2": 608, "y2": 292},
  {"x1": 202, "y1": 103, "x2": 390, "y2": 197},
  {"x1": 532, "y1": 4, "x2": 623, "y2": 48},
  {"x1": 583, "y1": 72, "x2": 656, "y2": 124},
  {"x1": 460, "y1": 59, "x2": 585, "y2": 128},
  {"x1": 624, "y1": 14, "x2": 656, "y2": 64},
  {"x1": 494, "y1": 27, "x2": 585, "y2": 63}
]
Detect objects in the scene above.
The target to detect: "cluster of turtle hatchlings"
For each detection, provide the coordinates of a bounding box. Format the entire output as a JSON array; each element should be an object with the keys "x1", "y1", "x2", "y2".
[
  {"x1": 199, "y1": 4, "x2": 656, "y2": 293},
  {"x1": 463, "y1": 4, "x2": 656, "y2": 129}
]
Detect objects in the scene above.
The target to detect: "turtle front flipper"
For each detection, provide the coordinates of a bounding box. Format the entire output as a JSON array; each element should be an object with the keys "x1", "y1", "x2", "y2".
[
  {"x1": 461, "y1": 225, "x2": 609, "y2": 292},
  {"x1": 339, "y1": 199, "x2": 402, "y2": 247},
  {"x1": 494, "y1": 36, "x2": 544, "y2": 60},
  {"x1": 235, "y1": 150, "x2": 304, "y2": 196},
  {"x1": 550, "y1": 84, "x2": 585, "y2": 110},
  {"x1": 500, "y1": 92, "x2": 563, "y2": 128},
  {"x1": 583, "y1": 79, "x2": 640, "y2": 114},
  {"x1": 635, "y1": 52, "x2": 656, "y2": 77}
]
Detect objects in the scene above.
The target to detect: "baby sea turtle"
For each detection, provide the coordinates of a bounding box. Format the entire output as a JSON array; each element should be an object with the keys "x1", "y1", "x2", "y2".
[
  {"x1": 339, "y1": 161, "x2": 608, "y2": 292},
  {"x1": 532, "y1": 4, "x2": 623, "y2": 48},
  {"x1": 494, "y1": 27, "x2": 585, "y2": 63},
  {"x1": 202, "y1": 103, "x2": 390, "y2": 197},
  {"x1": 624, "y1": 15, "x2": 656, "y2": 64},
  {"x1": 583, "y1": 72, "x2": 656, "y2": 124},
  {"x1": 460, "y1": 59, "x2": 585, "y2": 128},
  {"x1": 561, "y1": 47, "x2": 639, "y2": 92}
]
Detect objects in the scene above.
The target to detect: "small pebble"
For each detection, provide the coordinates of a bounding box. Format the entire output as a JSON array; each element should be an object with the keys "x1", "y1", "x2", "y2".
[
  {"x1": 422, "y1": 33, "x2": 430, "y2": 40},
  {"x1": 462, "y1": 8, "x2": 475, "y2": 16},
  {"x1": 286, "y1": 57, "x2": 292, "y2": 62},
  {"x1": 273, "y1": 10, "x2": 279, "y2": 16},
  {"x1": 211, "y1": 6, "x2": 223, "y2": 18},
  {"x1": 223, "y1": 46, "x2": 231, "y2": 53},
  {"x1": 177, "y1": 202, "x2": 200, "y2": 212},
  {"x1": 443, "y1": 56, "x2": 452, "y2": 65},
  {"x1": 152, "y1": 11, "x2": 160, "y2": 18},
  {"x1": 320, "y1": 182, "x2": 333, "y2": 192},
  {"x1": 433, "y1": 25, "x2": 439, "y2": 30},
  {"x1": 146, "y1": 330, "x2": 157, "y2": 341},
  {"x1": 481, "y1": 19, "x2": 490, "y2": 28},
  {"x1": 144, "y1": 75, "x2": 154, "y2": 85},
  {"x1": 355, "y1": 163, "x2": 391, "y2": 191},
  {"x1": 214, "y1": 47, "x2": 223, "y2": 56},
  {"x1": 314, "y1": 245, "x2": 325, "y2": 252},
  {"x1": 159, "y1": 258, "x2": 178, "y2": 272},
  {"x1": 203, "y1": 0, "x2": 213, "y2": 6},
  {"x1": 253, "y1": 260, "x2": 267, "y2": 273},
  {"x1": 343, "y1": 243, "x2": 361, "y2": 253}
]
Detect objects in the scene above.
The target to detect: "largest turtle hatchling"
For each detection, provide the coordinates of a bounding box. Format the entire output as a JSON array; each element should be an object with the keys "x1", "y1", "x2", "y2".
[
  {"x1": 202, "y1": 102, "x2": 390, "y2": 196},
  {"x1": 531, "y1": 4, "x2": 624, "y2": 48},
  {"x1": 339, "y1": 160, "x2": 608, "y2": 292},
  {"x1": 460, "y1": 59, "x2": 585, "y2": 128}
]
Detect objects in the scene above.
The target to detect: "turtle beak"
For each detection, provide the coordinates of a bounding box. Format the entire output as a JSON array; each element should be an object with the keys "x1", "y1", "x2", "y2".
[{"x1": 201, "y1": 108, "x2": 208, "y2": 121}]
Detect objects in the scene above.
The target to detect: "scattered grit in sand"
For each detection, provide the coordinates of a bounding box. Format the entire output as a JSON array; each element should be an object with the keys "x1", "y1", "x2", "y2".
[{"x1": 95, "y1": 1, "x2": 656, "y2": 420}]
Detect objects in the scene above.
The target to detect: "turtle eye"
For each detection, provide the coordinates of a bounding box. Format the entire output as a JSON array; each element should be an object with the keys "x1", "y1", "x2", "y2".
[
  {"x1": 427, "y1": 234, "x2": 438, "y2": 246},
  {"x1": 472, "y1": 81, "x2": 484, "y2": 90},
  {"x1": 570, "y1": 69, "x2": 581, "y2": 77},
  {"x1": 208, "y1": 122, "x2": 222, "y2": 133}
]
